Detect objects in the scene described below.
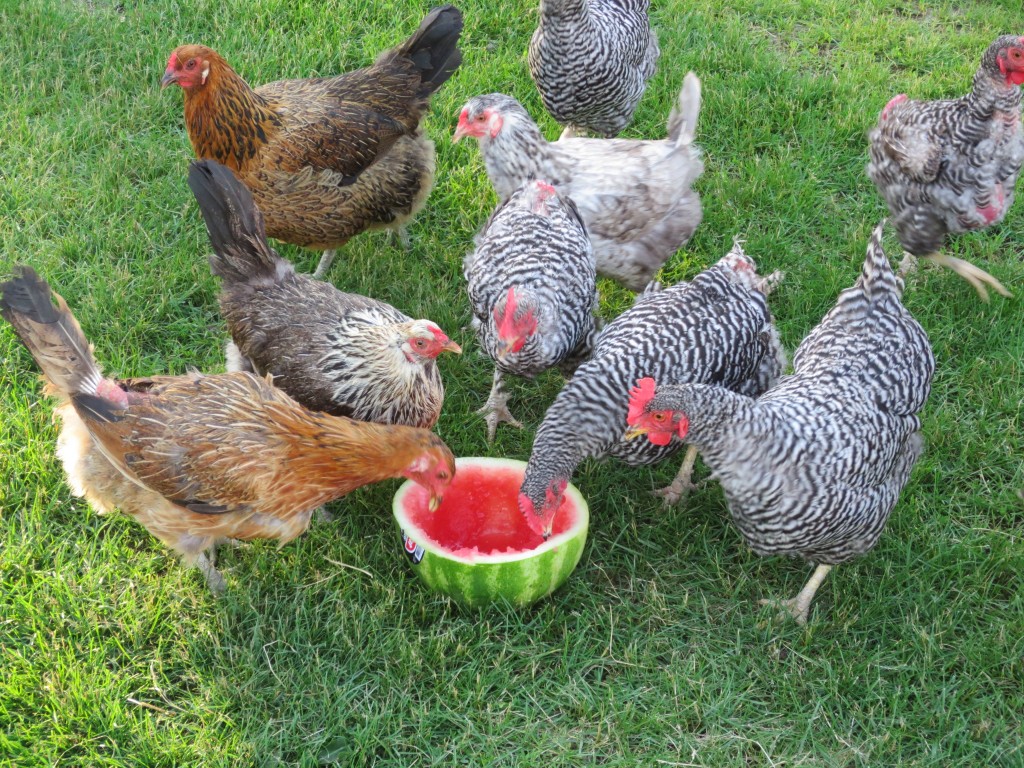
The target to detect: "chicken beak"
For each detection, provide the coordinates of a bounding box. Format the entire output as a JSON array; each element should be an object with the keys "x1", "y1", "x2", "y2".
[
  {"x1": 452, "y1": 125, "x2": 467, "y2": 143},
  {"x1": 160, "y1": 69, "x2": 178, "y2": 89},
  {"x1": 623, "y1": 425, "x2": 648, "y2": 441},
  {"x1": 428, "y1": 492, "x2": 442, "y2": 512},
  {"x1": 442, "y1": 339, "x2": 463, "y2": 355}
]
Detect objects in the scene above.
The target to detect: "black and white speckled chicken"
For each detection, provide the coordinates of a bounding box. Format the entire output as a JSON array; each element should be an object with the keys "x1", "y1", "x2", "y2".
[
  {"x1": 464, "y1": 179, "x2": 598, "y2": 442},
  {"x1": 517, "y1": 242, "x2": 784, "y2": 538},
  {"x1": 453, "y1": 74, "x2": 702, "y2": 290},
  {"x1": 188, "y1": 160, "x2": 461, "y2": 430},
  {"x1": 626, "y1": 223, "x2": 935, "y2": 624},
  {"x1": 866, "y1": 35, "x2": 1024, "y2": 301},
  {"x1": 528, "y1": 0, "x2": 659, "y2": 138}
]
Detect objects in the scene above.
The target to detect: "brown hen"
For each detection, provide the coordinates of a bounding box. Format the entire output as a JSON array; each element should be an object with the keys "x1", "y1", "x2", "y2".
[
  {"x1": 163, "y1": 5, "x2": 463, "y2": 278},
  {"x1": 1, "y1": 267, "x2": 456, "y2": 594}
]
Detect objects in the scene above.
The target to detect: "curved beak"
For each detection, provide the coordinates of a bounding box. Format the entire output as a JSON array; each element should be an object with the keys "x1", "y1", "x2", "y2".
[
  {"x1": 442, "y1": 339, "x2": 462, "y2": 355},
  {"x1": 160, "y1": 68, "x2": 178, "y2": 89},
  {"x1": 428, "y1": 492, "x2": 442, "y2": 512},
  {"x1": 623, "y1": 425, "x2": 648, "y2": 441},
  {"x1": 452, "y1": 124, "x2": 468, "y2": 143}
]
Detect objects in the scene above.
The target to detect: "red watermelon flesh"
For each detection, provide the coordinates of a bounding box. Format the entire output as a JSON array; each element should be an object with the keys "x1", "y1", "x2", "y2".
[{"x1": 402, "y1": 465, "x2": 575, "y2": 557}]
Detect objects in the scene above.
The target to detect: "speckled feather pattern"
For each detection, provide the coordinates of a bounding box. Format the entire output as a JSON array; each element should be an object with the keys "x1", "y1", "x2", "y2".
[
  {"x1": 461, "y1": 85, "x2": 702, "y2": 290},
  {"x1": 867, "y1": 35, "x2": 1024, "y2": 254},
  {"x1": 176, "y1": 6, "x2": 462, "y2": 250},
  {"x1": 644, "y1": 224, "x2": 935, "y2": 564},
  {"x1": 528, "y1": 0, "x2": 659, "y2": 136},
  {"x1": 188, "y1": 160, "x2": 447, "y2": 429},
  {"x1": 464, "y1": 181, "x2": 598, "y2": 378},
  {"x1": 520, "y1": 243, "x2": 784, "y2": 512}
]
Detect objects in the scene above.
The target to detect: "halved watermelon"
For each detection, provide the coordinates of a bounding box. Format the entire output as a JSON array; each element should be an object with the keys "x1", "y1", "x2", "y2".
[{"x1": 392, "y1": 457, "x2": 589, "y2": 608}]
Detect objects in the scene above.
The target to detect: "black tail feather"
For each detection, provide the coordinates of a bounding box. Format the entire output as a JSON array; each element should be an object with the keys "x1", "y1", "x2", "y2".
[
  {"x1": 399, "y1": 5, "x2": 463, "y2": 94},
  {"x1": 187, "y1": 160, "x2": 288, "y2": 285}
]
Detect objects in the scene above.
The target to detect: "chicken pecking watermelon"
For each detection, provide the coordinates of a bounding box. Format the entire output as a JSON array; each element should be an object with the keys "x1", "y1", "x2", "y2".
[{"x1": 392, "y1": 457, "x2": 589, "y2": 607}]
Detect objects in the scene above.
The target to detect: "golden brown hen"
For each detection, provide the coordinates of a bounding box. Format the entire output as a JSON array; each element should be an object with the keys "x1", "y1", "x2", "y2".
[
  {"x1": 1, "y1": 267, "x2": 456, "y2": 594},
  {"x1": 162, "y1": 6, "x2": 463, "y2": 278}
]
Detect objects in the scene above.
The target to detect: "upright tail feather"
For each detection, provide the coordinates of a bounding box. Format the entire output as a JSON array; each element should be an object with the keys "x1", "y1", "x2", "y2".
[
  {"x1": 1, "y1": 266, "x2": 103, "y2": 397},
  {"x1": 858, "y1": 220, "x2": 904, "y2": 304},
  {"x1": 396, "y1": 4, "x2": 464, "y2": 95},
  {"x1": 667, "y1": 72, "x2": 701, "y2": 149},
  {"x1": 187, "y1": 160, "x2": 289, "y2": 286}
]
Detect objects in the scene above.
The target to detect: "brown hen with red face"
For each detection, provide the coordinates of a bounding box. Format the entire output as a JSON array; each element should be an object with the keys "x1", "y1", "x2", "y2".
[
  {"x1": 1, "y1": 267, "x2": 455, "y2": 594},
  {"x1": 163, "y1": 5, "x2": 463, "y2": 278}
]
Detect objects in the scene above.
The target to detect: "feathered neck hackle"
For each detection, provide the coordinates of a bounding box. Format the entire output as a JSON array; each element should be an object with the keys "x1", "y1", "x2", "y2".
[{"x1": 179, "y1": 48, "x2": 283, "y2": 172}]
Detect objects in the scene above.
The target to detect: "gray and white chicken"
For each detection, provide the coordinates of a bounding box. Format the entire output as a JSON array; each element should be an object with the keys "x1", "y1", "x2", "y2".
[
  {"x1": 518, "y1": 242, "x2": 784, "y2": 538},
  {"x1": 188, "y1": 160, "x2": 461, "y2": 430},
  {"x1": 464, "y1": 179, "x2": 598, "y2": 442},
  {"x1": 528, "y1": 0, "x2": 659, "y2": 138},
  {"x1": 453, "y1": 74, "x2": 703, "y2": 291},
  {"x1": 867, "y1": 35, "x2": 1024, "y2": 301},
  {"x1": 626, "y1": 222, "x2": 935, "y2": 624}
]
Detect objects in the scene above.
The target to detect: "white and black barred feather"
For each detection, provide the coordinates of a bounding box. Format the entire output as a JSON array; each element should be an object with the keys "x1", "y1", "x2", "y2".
[
  {"x1": 528, "y1": 0, "x2": 659, "y2": 137},
  {"x1": 464, "y1": 180, "x2": 598, "y2": 377},
  {"x1": 459, "y1": 77, "x2": 703, "y2": 290},
  {"x1": 640, "y1": 222, "x2": 935, "y2": 565},
  {"x1": 520, "y1": 242, "x2": 784, "y2": 512},
  {"x1": 867, "y1": 35, "x2": 1024, "y2": 255}
]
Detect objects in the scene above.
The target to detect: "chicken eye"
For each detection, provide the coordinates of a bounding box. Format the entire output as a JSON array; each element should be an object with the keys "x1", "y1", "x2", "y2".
[
  {"x1": 185, "y1": 58, "x2": 196, "y2": 69},
  {"x1": 652, "y1": 413, "x2": 666, "y2": 422},
  {"x1": 414, "y1": 339, "x2": 427, "y2": 348},
  {"x1": 475, "y1": 114, "x2": 486, "y2": 122},
  {"x1": 438, "y1": 471, "x2": 449, "y2": 480}
]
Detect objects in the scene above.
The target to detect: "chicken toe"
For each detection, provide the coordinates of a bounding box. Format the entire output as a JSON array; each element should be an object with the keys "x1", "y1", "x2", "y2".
[
  {"x1": 196, "y1": 551, "x2": 227, "y2": 595},
  {"x1": 654, "y1": 444, "x2": 699, "y2": 506},
  {"x1": 477, "y1": 369, "x2": 522, "y2": 443},
  {"x1": 759, "y1": 563, "x2": 833, "y2": 625}
]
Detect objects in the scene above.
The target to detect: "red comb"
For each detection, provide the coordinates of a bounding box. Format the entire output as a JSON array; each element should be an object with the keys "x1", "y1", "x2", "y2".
[{"x1": 626, "y1": 377, "x2": 657, "y2": 424}]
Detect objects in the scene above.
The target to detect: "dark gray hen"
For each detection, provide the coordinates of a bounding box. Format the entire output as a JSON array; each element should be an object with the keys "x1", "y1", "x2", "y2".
[
  {"x1": 464, "y1": 179, "x2": 598, "y2": 441},
  {"x1": 188, "y1": 160, "x2": 461, "y2": 430},
  {"x1": 454, "y1": 74, "x2": 702, "y2": 291},
  {"x1": 867, "y1": 35, "x2": 1024, "y2": 300},
  {"x1": 528, "y1": 0, "x2": 659, "y2": 138},
  {"x1": 518, "y1": 242, "x2": 784, "y2": 538},
  {"x1": 627, "y1": 223, "x2": 935, "y2": 624}
]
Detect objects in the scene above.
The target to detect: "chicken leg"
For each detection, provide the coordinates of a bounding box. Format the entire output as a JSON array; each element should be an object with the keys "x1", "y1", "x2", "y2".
[
  {"x1": 760, "y1": 563, "x2": 833, "y2": 625},
  {"x1": 312, "y1": 249, "x2": 338, "y2": 279},
  {"x1": 477, "y1": 368, "x2": 522, "y2": 443},
  {"x1": 196, "y1": 550, "x2": 227, "y2": 595},
  {"x1": 654, "y1": 444, "x2": 699, "y2": 506},
  {"x1": 900, "y1": 251, "x2": 1011, "y2": 302}
]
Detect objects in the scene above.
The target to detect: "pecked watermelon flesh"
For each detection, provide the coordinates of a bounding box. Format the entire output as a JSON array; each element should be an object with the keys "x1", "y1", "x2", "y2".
[{"x1": 392, "y1": 457, "x2": 589, "y2": 608}]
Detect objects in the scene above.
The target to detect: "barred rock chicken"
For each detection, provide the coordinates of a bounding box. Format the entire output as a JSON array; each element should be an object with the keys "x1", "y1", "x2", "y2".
[
  {"x1": 626, "y1": 223, "x2": 935, "y2": 624},
  {"x1": 163, "y1": 5, "x2": 463, "y2": 278},
  {"x1": 464, "y1": 179, "x2": 598, "y2": 441},
  {"x1": 453, "y1": 74, "x2": 703, "y2": 290},
  {"x1": 867, "y1": 35, "x2": 1024, "y2": 300},
  {"x1": 518, "y1": 242, "x2": 784, "y2": 538},
  {"x1": 528, "y1": 0, "x2": 659, "y2": 138},
  {"x1": 0, "y1": 266, "x2": 455, "y2": 594},
  {"x1": 188, "y1": 160, "x2": 460, "y2": 429}
]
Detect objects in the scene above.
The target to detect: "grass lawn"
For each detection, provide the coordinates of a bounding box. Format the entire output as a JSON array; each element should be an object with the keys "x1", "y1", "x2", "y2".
[{"x1": 2, "y1": 0, "x2": 1022, "y2": 765}]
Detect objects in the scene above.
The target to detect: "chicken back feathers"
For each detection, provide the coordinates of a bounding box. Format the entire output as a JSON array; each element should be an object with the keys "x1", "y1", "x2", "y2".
[
  {"x1": 867, "y1": 35, "x2": 1024, "y2": 256},
  {"x1": 454, "y1": 75, "x2": 703, "y2": 290},
  {"x1": 519, "y1": 243, "x2": 784, "y2": 533},
  {"x1": 165, "y1": 5, "x2": 463, "y2": 251},
  {"x1": 528, "y1": 0, "x2": 659, "y2": 137},
  {"x1": 629, "y1": 223, "x2": 935, "y2": 566},
  {"x1": 464, "y1": 179, "x2": 598, "y2": 378},
  {"x1": 1, "y1": 266, "x2": 455, "y2": 574},
  {"x1": 188, "y1": 160, "x2": 459, "y2": 429}
]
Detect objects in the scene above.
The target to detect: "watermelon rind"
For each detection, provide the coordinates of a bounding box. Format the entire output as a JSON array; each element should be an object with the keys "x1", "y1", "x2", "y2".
[{"x1": 392, "y1": 457, "x2": 589, "y2": 608}]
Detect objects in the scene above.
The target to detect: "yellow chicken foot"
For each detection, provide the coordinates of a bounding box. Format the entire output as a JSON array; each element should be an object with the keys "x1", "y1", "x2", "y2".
[
  {"x1": 903, "y1": 251, "x2": 1011, "y2": 302},
  {"x1": 759, "y1": 563, "x2": 834, "y2": 625},
  {"x1": 312, "y1": 249, "x2": 337, "y2": 280},
  {"x1": 654, "y1": 444, "x2": 699, "y2": 506},
  {"x1": 477, "y1": 369, "x2": 523, "y2": 443}
]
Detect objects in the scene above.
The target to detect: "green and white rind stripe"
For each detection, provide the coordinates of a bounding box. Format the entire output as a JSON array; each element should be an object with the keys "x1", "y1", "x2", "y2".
[{"x1": 392, "y1": 458, "x2": 589, "y2": 608}]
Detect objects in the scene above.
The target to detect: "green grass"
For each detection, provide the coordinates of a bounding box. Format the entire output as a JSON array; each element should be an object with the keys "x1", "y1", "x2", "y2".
[{"x1": 2, "y1": 0, "x2": 1023, "y2": 765}]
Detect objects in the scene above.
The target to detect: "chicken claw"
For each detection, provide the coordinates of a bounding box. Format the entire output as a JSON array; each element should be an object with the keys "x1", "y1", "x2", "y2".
[
  {"x1": 758, "y1": 564, "x2": 834, "y2": 625},
  {"x1": 653, "y1": 444, "x2": 699, "y2": 506},
  {"x1": 476, "y1": 393, "x2": 523, "y2": 443}
]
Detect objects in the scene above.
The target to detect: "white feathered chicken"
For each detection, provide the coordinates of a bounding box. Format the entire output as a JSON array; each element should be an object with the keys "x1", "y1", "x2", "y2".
[
  {"x1": 867, "y1": 35, "x2": 1024, "y2": 300},
  {"x1": 528, "y1": 0, "x2": 659, "y2": 138},
  {"x1": 464, "y1": 179, "x2": 598, "y2": 441},
  {"x1": 454, "y1": 73, "x2": 703, "y2": 291}
]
